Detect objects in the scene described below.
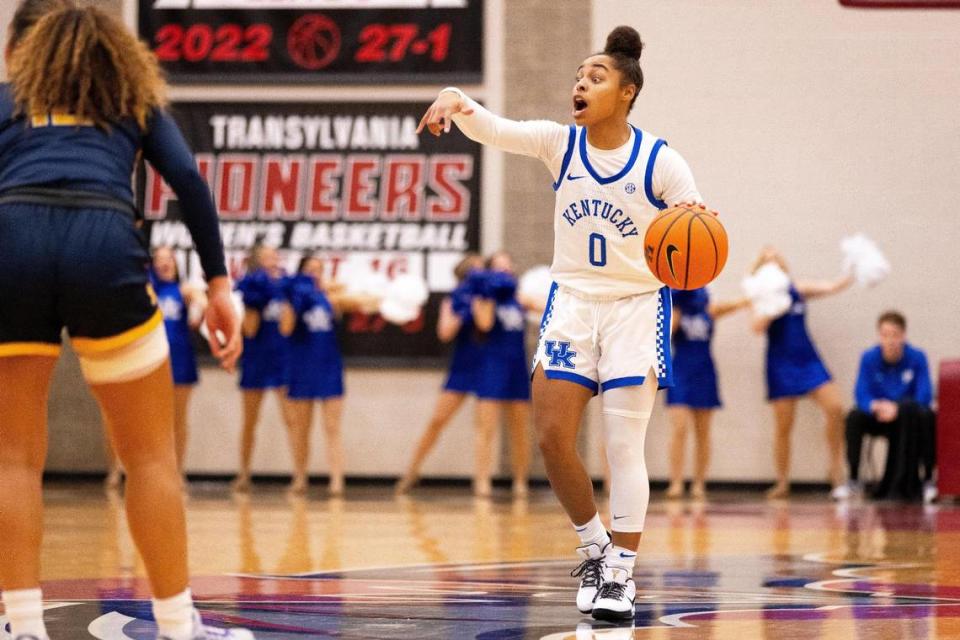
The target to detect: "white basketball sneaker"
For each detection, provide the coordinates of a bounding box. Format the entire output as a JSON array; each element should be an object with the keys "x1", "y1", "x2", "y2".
[
  {"x1": 591, "y1": 567, "x2": 636, "y2": 622},
  {"x1": 157, "y1": 610, "x2": 255, "y2": 640},
  {"x1": 571, "y1": 541, "x2": 609, "y2": 614}
]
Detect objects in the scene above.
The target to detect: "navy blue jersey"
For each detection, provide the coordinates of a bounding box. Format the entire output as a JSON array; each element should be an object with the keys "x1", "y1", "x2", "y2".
[
  {"x1": 151, "y1": 273, "x2": 198, "y2": 385},
  {"x1": 0, "y1": 84, "x2": 225, "y2": 279},
  {"x1": 765, "y1": 286, "x2": 831, "y2": 399},
  {"x1": 855, "y1": 344, "x2": 932, "y2": 411}
]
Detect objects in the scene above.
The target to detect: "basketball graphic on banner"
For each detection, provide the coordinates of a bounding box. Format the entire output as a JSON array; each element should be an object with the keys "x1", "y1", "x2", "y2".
[{"x1": 287, "y1": 13, "x2": 341, "y2": 70}]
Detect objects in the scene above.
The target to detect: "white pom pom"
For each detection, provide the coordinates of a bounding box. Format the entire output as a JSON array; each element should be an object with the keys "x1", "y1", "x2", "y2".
[
  {"x1": 841, "y1": 233, "x2": 890, "y2": 288},
  {"x1": 379, "y1": 299, "x2": 421, "y2": 325},
  {"x1": 742, "y1": 263, "x2": 791, "y2": 318},
  {"x1": 519, "y1": 265, "x2": 552, "y2": 304},
  {"x1": 348, "y1": 270, "x2": 391, "y2": 299},
  {"x1": 379, "y1": 274, "x2": 430, "y2": 325}
]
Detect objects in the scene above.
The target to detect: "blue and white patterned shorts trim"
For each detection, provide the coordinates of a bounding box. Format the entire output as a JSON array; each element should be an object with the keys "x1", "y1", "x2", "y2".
[{"x1": 532, "y1": 284, "x2": 672, "y2": 395}]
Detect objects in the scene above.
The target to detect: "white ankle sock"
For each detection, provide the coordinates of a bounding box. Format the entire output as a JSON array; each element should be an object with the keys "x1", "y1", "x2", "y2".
[
  {"x1": 152, "y1": 588, "x2": 196, "y2": 640},
  {"x1": 2, "y1": 588, "x2": 48, "y2": 640},
  {"x1": 604, "y1": 544, "x2": 637, "y2": 573},
  {"x1": 573, "y1": 513, "x2": 610, "y2": 548}
]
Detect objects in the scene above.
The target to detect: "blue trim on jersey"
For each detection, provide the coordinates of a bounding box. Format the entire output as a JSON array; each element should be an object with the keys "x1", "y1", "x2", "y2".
[
  {"x1": 533, "y1": 282, "x2": 560, "y2": 372},
  {"x1": 552, "y1": 126, "x2": 577, "y2": 192},
  {"x1": 658, "y1": 286, "x2": 674, "y2": 388},
  {"x1": 545, "y1": 369, "x2": 599, "y2": 395},
  {"x1": 601, "y1": 375, "x2": 648, "y2": 392},
  {"x1": 578, "y1": 126, "x2": 643, "y2": 185},
  {"x1": 644, "y1": 138, "x2": 669, "y2": 210}
]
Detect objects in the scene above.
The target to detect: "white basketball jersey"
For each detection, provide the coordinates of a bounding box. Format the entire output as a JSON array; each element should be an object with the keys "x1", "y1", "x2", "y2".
[{"x1": 551, "y1": 125, "x2": 667, "y2": 300}]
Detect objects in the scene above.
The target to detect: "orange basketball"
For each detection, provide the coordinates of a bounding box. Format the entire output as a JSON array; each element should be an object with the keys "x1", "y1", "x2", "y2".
[{"x1": 643, "y1": 204, "x2": 728, "y2": 290}]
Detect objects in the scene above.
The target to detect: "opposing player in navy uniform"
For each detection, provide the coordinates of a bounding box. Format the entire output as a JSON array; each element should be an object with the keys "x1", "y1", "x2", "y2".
[
  {"x1": 231, "y1": 245, "x2": 290, "y2": 494},
  {"x1": 749, "y1": 247, "x2": 853, "y2": 500},
  {"x1": 419, "y1": 26, "x2": 706, "y2": 620},
  {"x1": 279, "y1": 255, "x2": 378, "y2": 496},
  {"x1": 395, "y1": 254, "x2": 485, "y2": 494},
  {"x1": 665, "y1": 288, "x2": 748, "y2": 500},
  {"x1": 471, "y1": 252, "x2": 539, "y2": 498},
  {"x1": 0, "y1": 4, "x2": 251, "y2": 639}
]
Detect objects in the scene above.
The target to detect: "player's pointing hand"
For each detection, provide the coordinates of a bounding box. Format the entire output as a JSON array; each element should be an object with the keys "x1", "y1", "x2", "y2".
[{"x1": 417, "y1": 90, "x2": 474, "y2": 136}]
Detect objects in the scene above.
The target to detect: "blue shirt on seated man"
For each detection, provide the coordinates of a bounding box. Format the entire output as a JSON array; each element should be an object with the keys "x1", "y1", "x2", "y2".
[{"x1": 845, "y1": 310, "x2": 936, "y2": 502}]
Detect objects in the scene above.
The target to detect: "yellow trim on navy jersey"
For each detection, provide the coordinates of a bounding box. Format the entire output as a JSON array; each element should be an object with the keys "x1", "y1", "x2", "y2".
[
  {"x1": 71, "y1": 309, "x2": 163, "y2": 355},
  {"x1": 0, "y1": 342, "x2": 62, "y2": 357}
]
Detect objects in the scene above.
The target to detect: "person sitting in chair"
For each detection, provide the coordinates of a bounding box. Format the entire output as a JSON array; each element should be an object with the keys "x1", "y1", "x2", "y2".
[{"x1": 844, "y1": 310, "x2": 936, "y2": 502}]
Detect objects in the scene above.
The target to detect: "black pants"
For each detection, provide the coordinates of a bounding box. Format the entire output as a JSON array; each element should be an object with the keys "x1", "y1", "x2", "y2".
[{"x1": 845, "y1": 402, "x2": 936, "y2": 500}]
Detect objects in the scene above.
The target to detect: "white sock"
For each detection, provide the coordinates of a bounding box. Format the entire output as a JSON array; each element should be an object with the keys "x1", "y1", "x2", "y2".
[
  {"x1": 573, "y1": 512, "x2": 610, "y2": 548},
  {"x1": 2, "y1": 588, "x2": 48, "y2": 639},
  {"x1": 152, "y1": 588, "x2": 196, "y2": 640},
  {"x1": 604, "y1": 544, "x2": 637, "y2": 574}
]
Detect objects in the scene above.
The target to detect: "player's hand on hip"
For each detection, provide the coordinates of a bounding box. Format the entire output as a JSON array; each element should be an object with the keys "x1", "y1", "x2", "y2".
[
  {"x1": 204, "y1": 276, "x2": 243, "y2": 373},
  {"x1": 417, "y1": 91, "x2": 473, "y2": 136}
]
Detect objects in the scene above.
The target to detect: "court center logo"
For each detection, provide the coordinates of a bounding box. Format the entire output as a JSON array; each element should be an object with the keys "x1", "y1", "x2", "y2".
[{"x1": 287, "y1": 13, "x2": 341, "y2": 70}]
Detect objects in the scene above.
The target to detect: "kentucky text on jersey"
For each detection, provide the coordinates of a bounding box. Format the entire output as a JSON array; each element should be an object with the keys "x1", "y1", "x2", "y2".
[{"x1": 560, "y1": 198, "x2": 639, "y2": 238}]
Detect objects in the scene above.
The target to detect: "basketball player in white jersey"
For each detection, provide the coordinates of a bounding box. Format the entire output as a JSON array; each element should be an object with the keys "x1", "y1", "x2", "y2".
[{"x1": 418, "y1": 26, "x2": 706, "y2": 622}]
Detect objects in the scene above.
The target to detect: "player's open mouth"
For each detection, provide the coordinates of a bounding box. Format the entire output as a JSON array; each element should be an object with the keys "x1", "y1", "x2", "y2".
[{"x1": 572, "y1": 96, "x2": 588, "y2": 118}]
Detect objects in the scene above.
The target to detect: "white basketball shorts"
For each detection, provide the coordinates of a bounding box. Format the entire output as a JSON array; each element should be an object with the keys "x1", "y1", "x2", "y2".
[{"x1": 532, "y1": 283, "x2": 673, "y2": 395}]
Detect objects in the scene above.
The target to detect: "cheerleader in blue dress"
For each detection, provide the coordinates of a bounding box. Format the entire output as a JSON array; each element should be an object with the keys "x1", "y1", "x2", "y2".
[
  {"x1": 152, "y1": 247, "x2": 205, "y2": 473},
  {"x1": 279, "y1": 255, "x2": 380, "y2": 496},
  {"x1": 471, "y1": 251, "x2": 543, "y2": 498},
  {"x1": 749, "y1": 247, "x2": 853, "y2": 499},
  {"x1": 395, "y1": 254, "x2": 485, "y2": 494},
  {"x1": 232, "y1": 245, "x2": 290, "y2": 493},
  {"x1": 665, "y1": 288, "x2": 748, "y2": 500}
]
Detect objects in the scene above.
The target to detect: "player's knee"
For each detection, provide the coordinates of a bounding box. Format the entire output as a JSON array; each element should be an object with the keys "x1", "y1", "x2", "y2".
[{"x1": 77, "y1": 323, "x2": 169, "y2": 385}]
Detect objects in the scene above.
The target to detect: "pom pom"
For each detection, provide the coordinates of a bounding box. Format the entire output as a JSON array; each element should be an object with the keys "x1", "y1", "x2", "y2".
[
  {"x1": 518, "y1": 265, "x2": 551, "y2": 303},
  {"x1": 487, "y1": 272, "x2": 518, "y2": 302},
  {"x1": 841, "y1": 233, "x2": 890, "y2": 288},
  {"x1": 464, "y1": 269, "x2": 492, "y2": 298},
  {"x1": 283, "y1": 274, "x2": 316, "y2": 314},
  {"x1": 604, "y1": 26, "x2": 643, "y2": 60},
  {"x1": 379, "y1": 274, "x2": 430, "y2": 325},
  {"x1": 346, "y1": 270, "x2": 390, "y2": 299},
  {"x1": 742, "y1": 263, "x2": 791, "y2": 319},
  {"x1": 236, "y1": 269, "x2": 274, "y2": 310},
  {"x1": 450, "y1": 284, "x2": 473, "y2": 320}
]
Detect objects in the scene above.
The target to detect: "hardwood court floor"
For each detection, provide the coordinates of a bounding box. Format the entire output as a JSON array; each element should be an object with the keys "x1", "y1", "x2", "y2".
[{"x1": 10, "y1": 482, "x2": 960, "y2": 639}]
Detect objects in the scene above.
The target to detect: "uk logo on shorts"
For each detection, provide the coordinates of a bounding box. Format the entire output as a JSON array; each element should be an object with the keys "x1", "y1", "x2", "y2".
[{"x1": 544, "y1": 340, "x2": 576, "y2": 369}]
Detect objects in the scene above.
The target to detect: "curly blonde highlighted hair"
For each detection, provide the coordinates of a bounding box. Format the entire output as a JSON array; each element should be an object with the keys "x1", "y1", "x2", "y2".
[
  {"x1": 5, "y1": 0, "x2": 75, "y2": 55},
  {"x1": 8, "y1": 6, "x2": 167, "y2": 130}
]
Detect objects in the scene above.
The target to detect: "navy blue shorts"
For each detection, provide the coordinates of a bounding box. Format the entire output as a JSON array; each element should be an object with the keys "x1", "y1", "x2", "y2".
[{"x1": 0, "y1": 203, "x2": 160, "y2": 358}]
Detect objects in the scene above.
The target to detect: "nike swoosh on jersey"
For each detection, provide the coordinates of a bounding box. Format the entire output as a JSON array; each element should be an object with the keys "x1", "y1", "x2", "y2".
[{"x1": 567, "y1": 174, "x2": 587, "y2": 181}]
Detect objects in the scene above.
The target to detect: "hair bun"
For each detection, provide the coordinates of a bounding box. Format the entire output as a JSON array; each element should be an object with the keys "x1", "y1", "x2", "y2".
[{"x1": 604, "y1": 26, "x2": 643, "y2": 60}]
